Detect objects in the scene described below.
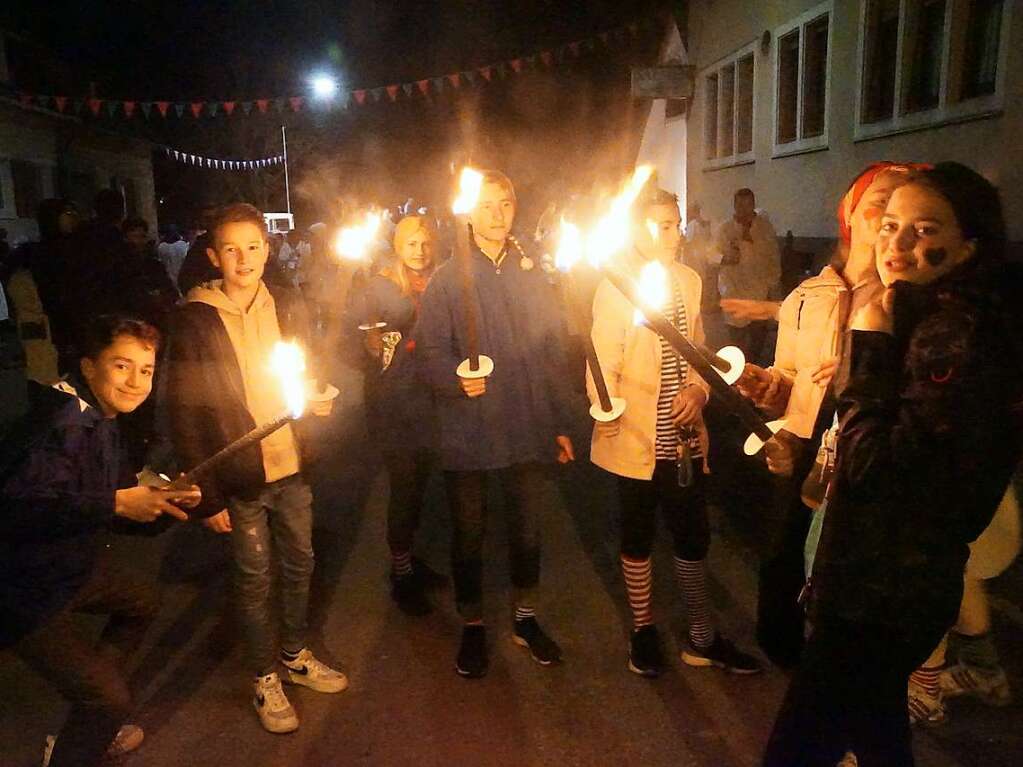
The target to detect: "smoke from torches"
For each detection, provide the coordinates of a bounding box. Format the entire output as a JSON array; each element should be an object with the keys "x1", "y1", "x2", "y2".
[{"x1": 334, "y1": 211, "x2": 383, "y2": 261}]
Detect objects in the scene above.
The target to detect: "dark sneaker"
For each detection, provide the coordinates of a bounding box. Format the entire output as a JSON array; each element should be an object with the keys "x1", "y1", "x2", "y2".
[
  {"x1": 412, "y1": 557, "x2": 449, "y2": 590},
  {"x1": 512, "y1": 617, "x2": 563, "y2": 666},
  {"x1": 391, "y1": 573, "x2": 433, "y2": 616},
  {"x1": 681, "y1": 634, "x2": 762, "y2": 674},
  {"x1": 628, "y1": 625, "x2": 664, "y2": 677},
  {"x1": 456, "y1": 625, "x2": 488, "y2": 678}
]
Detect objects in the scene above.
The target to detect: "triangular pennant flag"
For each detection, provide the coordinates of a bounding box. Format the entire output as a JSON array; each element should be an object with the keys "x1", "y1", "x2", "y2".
[
  {"x1": 123, "y1": 101, "x2": 136, "y2": 118},
  {"x1": 417, "y1": 79, "x2": 430, "y2": 96},
  {"x1": 386, "y1": 84, "x2": 400, "y2": 102},
  {"x1": 525, "y1": 55, "x2": 537, "y2": 68},
  {"x1": 289, "y1": 96, "x2": 303, "y2": 112},
  {"x1": 223, "y1": 101, "x2": 236, "y2": 116},
  {"x1": 54, "y1": 96, "x2": 69, "y2": 113},
  {"x1": 447, "y1": 73, "x2": 460, "y2": 88},
  {"x1": 338, "y1": 90, "x2": 351, "y2": 109},
  {"x1": 402, "y1": 83, "x2": 414, "y2": 97},
  {"x1": 478, "y1": 66, "x2": 493, "y2": 82},
  {"x1": 540, "y1": 50, "x2": 553, "y2": 67},
  {"x1": 509, "y1": 59, "x2": 523, "y2": 74},
  {"x1": 174, "y1": 103, "x2": 186, "y2": 118},
  {"x1": 273, "y1": 98, "x2": 286, "y2": 113},
  {"x1": 173, "y1": 149, "x2": 181, "y2": 160},
  {"x1": 88, "y1": 98, "x2": 103, "y2": 116},
  {"x1": 370, "y1": 87, "x2": 385, "y2": 102},
  {"x1": 190, "y1": 102, "x2": 204, "y2": 118},
  {"x1": 585, "y1": 38, "x2": 597, "y2": 51},
  {"x1": 432, "y1": 77, "x2": 445, "y2": 92},
  {"x1": 569, "y1": 41, "x2": 581, "y2": 57},
  {"x1": 208, "y1": 102, "x2": 219, "y2": 117},
  {"x1": 140, "y1": 102, "x2": 152, "y2": 118},
  {"x1": 18, "y1": 92, "x2": 33, "y2": 108},
  {"x1": 495, "y1": 62, "x2": 508, "y2": 78},
  {"x1": 106, "y1": 101, "x2": 120, "y2": 118},
  {"x1": 256, "y1": 99, "x2": 269, "y2": 114},
  {"x1": 242, "y1": 101, "x2": 253, "y2": 115},
  {"x1": 598, "y1": 31, "x2": 610, "y2": 45},
  {"x1": 156, "y1": 101, "x2": 170, "y2": 117},
  {"x1": 463, "y1": 70, "x2": 476, "y2": 85},
  {"x1": 353, "y1": 89, "x2": 367, "y2": 105},
  {"x1": 35, "y1": 94, "x2": 50, "y2": 108},
  {"x1": 72, "y1": 98, "x2": 85, "y2": 114}
]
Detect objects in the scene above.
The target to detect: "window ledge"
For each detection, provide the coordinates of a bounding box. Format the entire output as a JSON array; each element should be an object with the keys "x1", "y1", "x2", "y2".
[
  {"x1": 771, "y1": 140, "x2": 829, "y2": 159},
  {"x1": 702, "y1": 156, "x2": 756, "y2": 172},
  {"x1": 854, "y1": 98, "x2": 1004, "y2": 143}
]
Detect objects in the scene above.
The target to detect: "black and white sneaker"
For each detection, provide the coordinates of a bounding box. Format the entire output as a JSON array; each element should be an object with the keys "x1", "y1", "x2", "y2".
[
  {"x1": 513, "y1": 617, "x2": 563, "y2": 666},
  {"x1": 456, "y1": 625, "x2": 488, "y2": 678},
  {"x1": 628, "y1": 625, "x2": 664, "y2": 677},
  {"x1": 681, "y1": 634, "x2": 762, "y2": 674}
]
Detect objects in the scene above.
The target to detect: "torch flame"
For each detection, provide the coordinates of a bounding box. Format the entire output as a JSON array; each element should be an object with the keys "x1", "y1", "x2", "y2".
[
  {"x1": 555, "y1": 218, "x2": 584, "y2": 273},
  {"x1": 334, "y1": 211, "x2": 382, "y2": 261},
  {"x1": 452, "y1": 167, "x2": 484, "y2": 215},
  {"x1": 586, "y1": 165, "x2": 654, "y2": 268},
  {"x1": 270, "y1": 341, "x2": 307, "y2": 419},
  {"x1": 634, "y1": 259, "x2": 669, "y2": 326}
]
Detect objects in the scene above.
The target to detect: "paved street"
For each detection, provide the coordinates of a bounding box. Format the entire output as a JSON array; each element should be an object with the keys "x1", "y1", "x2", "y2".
[{"x1": 3, "y1": 348, "x2": 1022, "y2": 767}]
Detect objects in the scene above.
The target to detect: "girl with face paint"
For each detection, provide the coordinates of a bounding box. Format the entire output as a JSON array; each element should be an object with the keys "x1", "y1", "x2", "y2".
[
  {"x1": 735, "y1": 163, "x2": 921, "y2": 669},
  {"x1": 764, "y1": 163, "x2": 1023, "y2": 765}
]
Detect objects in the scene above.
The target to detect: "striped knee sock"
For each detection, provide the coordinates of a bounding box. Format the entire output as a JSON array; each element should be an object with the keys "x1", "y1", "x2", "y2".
[
  {"x1": 391, "y1": 548, "x2": 413, "y2": 578},
  {"x1": 514, "y1": 605, "x2": 536, "y2": 622},
  {"x1": 621, "y1": 555, "x2": 654, "y2": 629},
  {"x1": 673, "y1": 557, "x2": 713, "y2": 649},
  {"x1": 910, "y1": 666, "x2": 942, "y2": 698}
]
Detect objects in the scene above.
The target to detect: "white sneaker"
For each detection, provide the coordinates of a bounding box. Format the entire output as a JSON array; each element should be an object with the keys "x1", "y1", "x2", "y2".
[
  {"x1": 41, "y1": 724, "x2": 144, "y2": 765},
  {"x1": 281, "y1": 648, "x2": 349, "y2": 693},
  {"x1": 254, "y1": 672, "x2": 299, "y2": 734}
]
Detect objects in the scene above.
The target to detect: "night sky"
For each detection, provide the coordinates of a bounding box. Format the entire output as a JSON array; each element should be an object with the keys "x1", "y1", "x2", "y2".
[{"x1": 3, "y1": 1, "x2": 669, "y2": 228}]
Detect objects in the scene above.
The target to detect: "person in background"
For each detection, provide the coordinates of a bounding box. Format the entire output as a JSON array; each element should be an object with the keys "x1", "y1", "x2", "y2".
[
  {"x1": 176, "y1": 204, "x2": 220, "y2": 295},
  {"x1": 683, "y1": 201, "x2": 718, "y2": 314},
  {"x1": 417, "y1": 170, "x2": 575, "y2": 679},
  {"x1": 0, "y1": 315, "x2": 200, "y2": 767},
  {"x1": 763, "y1": 163, "x2": 1023, "y2": 766},
  {"x1": 715, "y1": 188, "x2": 780, "y2": 363},
  {"x1": 156, "y1": 226, "x2": 189, "y2": 288},
  {"x1": 346, "y1": 214, "x2": 445, "y2": 615},
  {"x1": 589, "y1": 188, "x2": 760, "y2": 678}
]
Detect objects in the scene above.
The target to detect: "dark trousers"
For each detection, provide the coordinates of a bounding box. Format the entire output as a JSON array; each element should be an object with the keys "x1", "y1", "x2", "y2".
[
  {"x1": 756, "y1": 437, "x2": 815, "y2": 668},
  {"x1": 14, "y1": 559, "x2": 158, "y2": 767},
  {"x1": 616, "y1": 462, "x2": 710, "y2": 561},
  {"x1": 444, "y1": 462, "x2": 546, "y2": 622},
  {"x1": 763, "y1": 617, "x2": 938, "y2": 767},
  {"x1": 384, "y1": 449, "x2": 436, "y2": 554}
]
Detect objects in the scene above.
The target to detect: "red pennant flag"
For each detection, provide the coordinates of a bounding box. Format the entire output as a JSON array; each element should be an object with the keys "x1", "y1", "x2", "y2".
[
  {"x1": 386, "y1": 85, "x2": 400, "y2": 101},
  {"x1": 289, "y1": 96, "x2": 303, "y2": 112},
  {"x1": 223, "y1": 101, "x2": 236, "y2": 116},
  {"x1": 256, "y1": 99, "x2": 269, "y2": 114},
  {"x1": 54, "y1": 96, "x2": 68, "y2": 113},
  {"x1": 353, "y1": 90, "x2": 367, "y2": 105},
  {"x1": 156, "y1": 101, "x2": 170, "y2": 117},
  {"x1": 123, "y1": 101, "x2": 136, "y2": 118},
  {"x1": 87, "y1": 98, "x2": 103, "y2": 116},
  {"x1": 509, "y1": 59, "x2": 523, "y2": 74},
  {"x1": 540, "y1": 50, "x2": 553, "y2": 67},
  {"x1": 478, "y1": 66, "x2": 493, "y2": 82},
  {"x1": 569, "y1": 41, "x2": 581, "y2": 57},
  {"x1": 190, "y1": 102, "x2": 204, "y2": 118},
  {"x1": 447, "y1": 73, "x2": 461, "y2": 88},
  {"x1": 416, "y1": 79, "x2": 430, "y2": 95}
]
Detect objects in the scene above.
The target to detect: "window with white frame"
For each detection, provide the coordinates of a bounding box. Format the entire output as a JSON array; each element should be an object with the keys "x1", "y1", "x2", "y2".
[
  {"x1": 701, "y1": 42, "x2": 757, "y2": 168},
  {"x1": 774, "y1": 2, "x2": 833, "y2": 156},
  {"x1": 857, "y1": 0, "x2": 1011, "y2": 139}
]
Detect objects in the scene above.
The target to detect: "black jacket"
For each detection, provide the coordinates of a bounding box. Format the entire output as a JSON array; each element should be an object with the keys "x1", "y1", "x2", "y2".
[
  {"x1": 814, "y1": 260, "x2": 1023, "y2": 644},
  {"x1": 166, "y1": 283, "x2": 317, "y2": 517}
]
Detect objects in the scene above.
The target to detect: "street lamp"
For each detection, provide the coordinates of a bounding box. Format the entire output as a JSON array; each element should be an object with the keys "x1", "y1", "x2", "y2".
[{"x1": 310, "y1": 74, "x2": 339, "y2": 100}]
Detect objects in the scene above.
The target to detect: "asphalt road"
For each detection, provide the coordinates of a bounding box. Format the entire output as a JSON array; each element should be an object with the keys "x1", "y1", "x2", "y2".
[{"x1": 2, "y1": 340, "x2": 1022, "y2": 767}]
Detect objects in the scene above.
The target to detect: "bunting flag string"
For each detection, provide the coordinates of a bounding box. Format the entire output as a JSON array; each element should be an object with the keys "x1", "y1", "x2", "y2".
[
  {"x1": 161, "y1": 145, "x2": 285, "y2": 171},
  {"x1": 7, "y1": 17, "x2": 655, "y2": 121}
]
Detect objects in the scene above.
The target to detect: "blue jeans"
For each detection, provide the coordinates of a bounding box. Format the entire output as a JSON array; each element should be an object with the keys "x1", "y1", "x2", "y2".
[{"x1": 228, "y1": 475, "x2": 314, "y2": 676}]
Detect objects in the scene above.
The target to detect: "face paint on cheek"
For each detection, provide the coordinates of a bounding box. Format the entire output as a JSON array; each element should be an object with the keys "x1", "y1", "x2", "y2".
[{"x1": 924, "y1": 248, "x2": 948, "y2": 267}]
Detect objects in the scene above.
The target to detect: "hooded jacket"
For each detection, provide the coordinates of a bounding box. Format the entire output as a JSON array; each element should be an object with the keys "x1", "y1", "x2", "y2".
[
  {"x1": 813, "y1": 260, "x2": 1023, "y2": 644},
  {"x1": 166, "y1": 281, "x2": 314, "y2": 516}
]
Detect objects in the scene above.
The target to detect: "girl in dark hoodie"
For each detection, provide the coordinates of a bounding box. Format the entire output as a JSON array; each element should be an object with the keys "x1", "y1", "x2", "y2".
[{"x1": 763, "y1": 163, "x2": 1023, "y2": 766}]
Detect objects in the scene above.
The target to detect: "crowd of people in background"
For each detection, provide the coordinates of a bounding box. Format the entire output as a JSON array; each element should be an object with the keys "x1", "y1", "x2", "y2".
[{"x1": 0, "y1": 157, "x2": 1021, "y2": 767}]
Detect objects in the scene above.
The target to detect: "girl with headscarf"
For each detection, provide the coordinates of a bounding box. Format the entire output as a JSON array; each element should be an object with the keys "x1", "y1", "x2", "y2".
[
  {"x1": 762, "y1": 162, "x2": 1023, "y2": 766},
  {"x1": 346, "y1": 214, "x2": 444, "y2": 615}
]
